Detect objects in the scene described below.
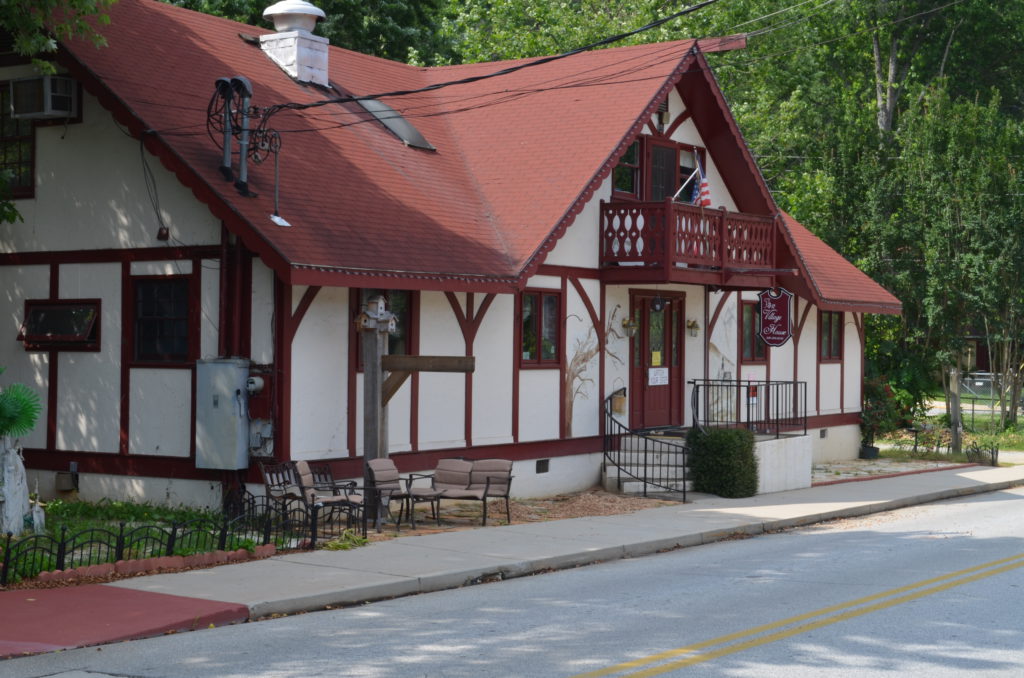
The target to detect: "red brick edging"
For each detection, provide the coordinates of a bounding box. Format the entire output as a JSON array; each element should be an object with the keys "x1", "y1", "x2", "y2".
[{"x1": 31, "y1": 544, "x2": 277, "y2": 584}]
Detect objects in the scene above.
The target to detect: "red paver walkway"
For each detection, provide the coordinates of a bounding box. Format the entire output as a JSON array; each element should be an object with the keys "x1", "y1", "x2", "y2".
[{"x1": 0, "y1": 584, "x2": 247, "y2": 658}]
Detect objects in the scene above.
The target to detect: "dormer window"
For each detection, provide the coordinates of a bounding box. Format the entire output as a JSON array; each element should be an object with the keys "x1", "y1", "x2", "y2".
[{"x1": 612, "y1": 137, "x2": 706, "y2": 203}]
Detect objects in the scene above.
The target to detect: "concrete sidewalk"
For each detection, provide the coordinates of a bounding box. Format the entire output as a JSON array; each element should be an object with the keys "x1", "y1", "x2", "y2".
[{"x1": 3, "y1": 463, "x2": 1024, "y2": 658}]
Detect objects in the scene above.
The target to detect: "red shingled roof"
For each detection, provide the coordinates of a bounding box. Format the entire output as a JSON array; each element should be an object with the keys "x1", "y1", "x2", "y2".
[
  {"x1": 778, "y1": 212, "x2": 901, "y2": 314},
  {"x1": 56, "y1": 0, "x2": 900, "y2": 314}
]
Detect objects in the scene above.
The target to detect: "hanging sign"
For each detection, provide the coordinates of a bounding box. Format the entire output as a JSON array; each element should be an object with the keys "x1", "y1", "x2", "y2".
[{"x1": 757, "y1": 287, "x2": 793, "y2": 347}]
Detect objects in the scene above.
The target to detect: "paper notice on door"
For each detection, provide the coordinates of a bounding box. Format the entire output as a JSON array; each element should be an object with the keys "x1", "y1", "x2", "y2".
[
  {"x1": 651, "y1": 350, "x2": 662, "y2": 367},
  {"x1": 648, "y1": 367, "x2": 669, "y2": 386}
]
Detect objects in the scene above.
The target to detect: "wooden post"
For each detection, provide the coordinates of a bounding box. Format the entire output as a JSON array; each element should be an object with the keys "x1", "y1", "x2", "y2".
[
  {"x1": 949, "y1": 366, "x2": 962, "y2": 455},
  {"x1": 357, "y1": 296, "x2": 395, "y2": 531}
]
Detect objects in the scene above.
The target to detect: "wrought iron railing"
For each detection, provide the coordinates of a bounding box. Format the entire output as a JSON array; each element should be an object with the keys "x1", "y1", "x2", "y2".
[
  {"x1": 0, "y1": 494, "x2": 359, "y2": 585},
  {"x1": 689, "y1": 379, "x2": 807, "y2": 437},
  {"x1": 600, "y1": 199, "x2": 776, "y2": 270},
  {"x1": 603, "y1": 388, "x2": 687, "y2": 499}
]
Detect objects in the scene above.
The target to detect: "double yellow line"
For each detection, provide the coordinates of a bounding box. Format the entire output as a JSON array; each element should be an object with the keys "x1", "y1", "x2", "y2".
[{"x1": 571, "y1": 552, "x2": 1024, "y2": 677}]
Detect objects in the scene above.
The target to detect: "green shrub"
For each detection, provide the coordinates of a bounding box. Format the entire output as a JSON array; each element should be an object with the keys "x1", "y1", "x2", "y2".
[{"x1": 686, "y1": 428, "x2": 758, "y2": 498}]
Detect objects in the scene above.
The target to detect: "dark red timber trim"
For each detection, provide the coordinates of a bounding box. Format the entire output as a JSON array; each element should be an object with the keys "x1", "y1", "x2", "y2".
[
  {"x1": 22, "y1": 449, "x2": 223, "y2": 481},
  {"x1": 559, "y1": 275, "x2": 568, "y2": 439},
  {"x1": 792, "y1": 298, "x2": 812, "y2": 384},
  {"x1": 599, "y1": 283, "x2": 607, "y2": 435},
  {"x1": 0, "y1": 245, "x2": 221, "y2": 267},
  {"x1": 119, "y1": 261, "x2": 131, "y2": 455},
  {"x1": 704, "y1": 287, "x2": 710, "y2": 379},
  {"x1": 840, "y1": 311, "x2": 845, "y2": 413},
  {"x1": 280, "y1": 284, "x2": 321, "y2": 461},
  {"x1": 807, "y1": 412, "x2": 861, "y2": 429},
  {"x1": 409, "y1": 292, "x2": 421, "y2": 452},
  {"x1": 444, "y1": 291, "x2": 497, "y2": 448},
  {"x1": 347, "y1": 289, "x2": 358, "y2": 456},
  {"x1": 46, "y1": 264, "x2": 58, "y2": 451},
  {"x1": 321, "y1": 436, "x2": 604, "y2": 480},
  {"x1": 218, "y1": 232, "x2": 230, "y2": 358},
  {"x1": 854, "y1": 312, "x2": 865, "y2": 411},
  {"x1": 537, "y1": 265, "x2": 601, "y2": 280},
  {"x1": 512, "y1": 293, "x2": 521, "y2": 442},
  {"x1": 664, "y1": 109, "x2": 693, "y2": 139},
  {"x1": 569, "y1": 277, "x2": 602, "y2": 439}
]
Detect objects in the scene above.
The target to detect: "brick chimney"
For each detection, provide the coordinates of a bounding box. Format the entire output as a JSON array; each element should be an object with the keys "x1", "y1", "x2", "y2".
[{"x1": 260, "y1": 0, "x2": 328, "y2": 86}]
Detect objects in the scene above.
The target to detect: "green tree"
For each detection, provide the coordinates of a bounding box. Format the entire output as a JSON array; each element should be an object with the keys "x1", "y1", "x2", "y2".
[
  {"x1": 1, "y1": 0, "x2": 115, "y2": 224},
  {"x1": 168, "y1": 0, "x2": 448, "y2": 63}
]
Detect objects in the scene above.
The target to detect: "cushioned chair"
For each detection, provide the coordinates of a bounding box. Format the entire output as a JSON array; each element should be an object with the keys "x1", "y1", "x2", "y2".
[
  {"x1": 366, "y1": 458, "x2": 441, "y2": 530},
  {"x1": 420, "y1": 458, "x2": 513, "y2": 526},
  {"x1": 292, "y1": 460, "x2": 364, "y2": 530}
]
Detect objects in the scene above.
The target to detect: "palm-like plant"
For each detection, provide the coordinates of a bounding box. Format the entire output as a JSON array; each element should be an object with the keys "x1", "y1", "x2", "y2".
[{"x1": 0, "y1": 376, "x2": 42, "y2": 440}]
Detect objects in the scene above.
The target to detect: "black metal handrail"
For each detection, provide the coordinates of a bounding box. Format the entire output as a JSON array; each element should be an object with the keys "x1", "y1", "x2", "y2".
[
  {"x1": 603, "y1": 388, "x2": 687, "y2": 500},
  {"x1": 689, "y1": 379, "x2": 807, "y2": 437}
]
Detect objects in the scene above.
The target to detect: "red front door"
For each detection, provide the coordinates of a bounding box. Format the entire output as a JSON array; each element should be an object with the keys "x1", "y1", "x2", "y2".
[{"x1": 629, "y1": 292, "x2": 684, "y2": 429}]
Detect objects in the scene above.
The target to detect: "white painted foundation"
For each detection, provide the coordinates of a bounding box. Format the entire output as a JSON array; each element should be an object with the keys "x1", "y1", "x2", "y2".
[{"x1": 754, "y1": 435, "x2": 812, "y2": 493}]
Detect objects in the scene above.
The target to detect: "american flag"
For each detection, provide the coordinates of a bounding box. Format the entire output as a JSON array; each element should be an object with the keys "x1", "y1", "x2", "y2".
[{"x1": 691, "y1": 154, "x2": 711, "y2": 207}]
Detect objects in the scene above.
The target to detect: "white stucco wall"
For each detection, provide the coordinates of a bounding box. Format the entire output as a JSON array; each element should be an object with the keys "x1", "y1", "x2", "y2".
[
  {"x1": 519, "y1": 369, "x2": 561, "y2": 442},
  {"x1": 129, "y1": 368, "x2": 192, "y2": 456},
  {"x1": 1, "y1": 86, "x2": 221, "y2": 253},
  {"x1": 250, "y1": 260, "x2": 275, "y2": 365},
  {"x1": 810, "y1": 423, "x2": 861, "y2": 462},
  {"x1": 754, "y1": 435, "x2": 812, "y2": 493},
  {"x1": 0, "y1": 265, "x2": 50, "y2": 450},
  {"x1": 843, "y1": 315, "x2": 862, "y2": 412},
  {"x1": 471, "y1": 294, "x2": 514, "y2": 446},
  {"x1": 418, "y1": 291, "x2": 466, "y2": 450},
  {"x1": 56, "y1": 263, "x2": 121, "y2": 453},
  {"x1": 565, "y1": 278, "x2": 601, "y2": 437},
  {"x1": 290, "y1": 286, "x2": 349, "y2": 459}
]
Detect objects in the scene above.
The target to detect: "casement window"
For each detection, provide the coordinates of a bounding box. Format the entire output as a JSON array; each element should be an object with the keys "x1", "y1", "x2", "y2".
[
  {"x1": 520, "y1": 290, "x2": 560, "y2": 366},
  {"x1": 354, "y1": 288, "x2": 413, "y2": 370},
  {"x1": 0, "y1": 82, "x2": 34, "y2": 199},
  {"x1": 612, "y1": 137, "x2": 706, "y2": 203},
  {"x1": 133, "y1": 277, "x2": 192, "y2": 363},
  {"x1": 612, "y1": 140, "x2": 640, "y2": 197},
  {"x1": 19, "y1": 299, "x2": 100, "y2": 351},
  {"x1": 741, "y1": 301, "x2": 767, "y2": 363},
  {"x1": 819, "y1": 310, "x2": 843, "y2": 362}
]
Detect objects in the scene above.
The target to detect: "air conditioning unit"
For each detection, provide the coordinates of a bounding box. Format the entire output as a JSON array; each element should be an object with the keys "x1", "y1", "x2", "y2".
[{"x1": 10, "y1": 76, "x2": 78, "y2": 119}]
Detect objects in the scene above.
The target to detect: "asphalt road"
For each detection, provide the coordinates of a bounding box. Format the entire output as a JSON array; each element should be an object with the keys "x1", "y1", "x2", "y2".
[{"x1": 7, "y1": 487, "x2": 1024, "y2": 678}]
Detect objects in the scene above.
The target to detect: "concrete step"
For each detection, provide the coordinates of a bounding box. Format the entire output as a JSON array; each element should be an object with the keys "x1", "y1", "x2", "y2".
[{"x1": 603, "y1": 476, "x2": 692, "y2": 494}]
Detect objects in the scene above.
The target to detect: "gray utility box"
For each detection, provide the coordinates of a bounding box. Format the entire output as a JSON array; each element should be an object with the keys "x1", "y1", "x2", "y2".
[{"x1": 195, "y1": 358, "x2": 250, "y2": 470}]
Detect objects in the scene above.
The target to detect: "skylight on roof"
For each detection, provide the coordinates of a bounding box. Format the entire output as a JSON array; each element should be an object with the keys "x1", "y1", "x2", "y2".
[{"x1": 356, "y1": 98, "x2": 435, "y2": 151}]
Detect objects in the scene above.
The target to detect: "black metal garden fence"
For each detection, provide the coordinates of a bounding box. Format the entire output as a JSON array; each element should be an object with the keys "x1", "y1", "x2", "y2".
[{"x1": 0, "y1": 493, "x2": 358, "y2": 585}]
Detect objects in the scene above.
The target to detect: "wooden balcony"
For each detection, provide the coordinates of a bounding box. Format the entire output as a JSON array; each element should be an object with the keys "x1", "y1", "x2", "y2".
[{"x1": 600, "y1": 198, "x2": 780, "y2": 286}]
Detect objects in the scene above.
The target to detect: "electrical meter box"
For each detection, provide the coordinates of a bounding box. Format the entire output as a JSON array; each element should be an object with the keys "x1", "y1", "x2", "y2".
[{"x1": 195, "y1": 358, "x2": 250, "y2": 470}]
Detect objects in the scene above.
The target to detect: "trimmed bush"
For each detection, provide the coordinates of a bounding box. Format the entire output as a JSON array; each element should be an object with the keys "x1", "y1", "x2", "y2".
[{"x1": 686, "y1": 428, "x2": 758, "y2": 498}]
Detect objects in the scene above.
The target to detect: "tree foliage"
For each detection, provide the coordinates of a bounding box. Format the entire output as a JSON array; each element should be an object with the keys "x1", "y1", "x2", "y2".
[
  {"x1": 2, "y1": 0, "x2": 114, "y2": 69},
  {"x1": 167, "y1": 0, "x2": 448, "y2": 63}
]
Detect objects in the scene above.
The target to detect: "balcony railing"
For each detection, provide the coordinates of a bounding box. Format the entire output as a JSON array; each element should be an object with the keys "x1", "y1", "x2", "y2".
[
  {"x1": 600, "y1": 198, "x2": 776, "y2": 271},
  {"x1": 690, "y1": 379, "x2": 807, "y2": 437}
]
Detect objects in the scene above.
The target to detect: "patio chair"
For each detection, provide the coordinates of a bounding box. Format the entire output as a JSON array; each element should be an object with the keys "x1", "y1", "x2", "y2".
[
  {"x1": 259, "y1": 461, "x2": 302, "y2": 505},
  {"x1": 292, "y1": 460, "x2": 364, "y2": 529},
  {"x1": 419, "y1": 458, "x2": 513, "y2": 526},
  {"x1": 366, "y1": 458, "x2": 441, "y2": 530}
]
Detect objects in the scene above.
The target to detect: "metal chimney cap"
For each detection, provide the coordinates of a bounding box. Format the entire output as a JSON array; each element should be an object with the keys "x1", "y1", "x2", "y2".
[{"x1": 263, "y1": 0, "x2": 325, "y2": 33}]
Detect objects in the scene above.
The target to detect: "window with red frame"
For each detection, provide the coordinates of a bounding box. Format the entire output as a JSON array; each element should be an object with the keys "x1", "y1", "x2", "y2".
[
  {"x1": 612, "y1": 140, "x2": 640, "y2": 197},
  {"x1": 133, "y1": 277, "x2": 192, "y2": 363},
  {"x1": 1, "y1": 82, "x2": 34, "y2": 198},
  {"x1": 612, "y1": 137, "x2": 706, "y2": 203},
  {"x1": 819, "y1": 310, "x2": 843, "y2": 361},
  {"x1": 741, "y1": 301, "x2": 767, "y2": 363},
  {"x1": 520, "y1": 291, "x2": 560, "y2": 366},
  {"x1": 19, "y1": 299, "x2": 100, "y2": 351}
]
